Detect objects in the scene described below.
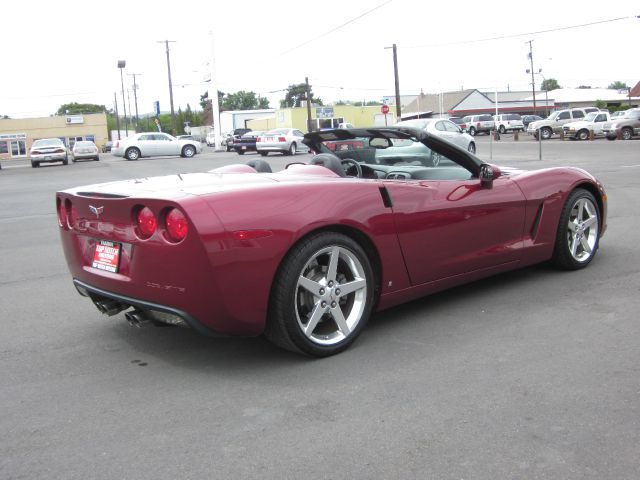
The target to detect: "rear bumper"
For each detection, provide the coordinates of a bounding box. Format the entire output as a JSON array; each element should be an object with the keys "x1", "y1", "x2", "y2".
[{"x1": 74, "y1": 278, "x2": 223, "y2": 336}]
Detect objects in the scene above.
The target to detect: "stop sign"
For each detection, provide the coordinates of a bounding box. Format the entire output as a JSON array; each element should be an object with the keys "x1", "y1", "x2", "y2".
[{"x1": 381, "y1": 104, "x2": 390, "y2": 115}]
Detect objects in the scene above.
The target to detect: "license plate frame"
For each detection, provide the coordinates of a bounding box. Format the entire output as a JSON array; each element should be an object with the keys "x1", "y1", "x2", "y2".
[{"x1": 92, "y1": 240, "x2": 121, "y2": 273}]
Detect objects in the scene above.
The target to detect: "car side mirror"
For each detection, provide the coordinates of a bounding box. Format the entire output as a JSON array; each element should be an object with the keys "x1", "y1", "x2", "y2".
[{"x1": 480, "y1": 164, "x2": 501, "y2": 188}]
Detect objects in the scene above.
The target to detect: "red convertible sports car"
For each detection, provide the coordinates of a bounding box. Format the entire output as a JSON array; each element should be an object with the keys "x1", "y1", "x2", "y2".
[{"x1": 56, "y1": 127, "x2": 607, "y2": 357}]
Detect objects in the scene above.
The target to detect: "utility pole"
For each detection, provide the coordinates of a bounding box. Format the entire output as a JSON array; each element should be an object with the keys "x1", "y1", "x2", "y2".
[
  {"x1": 117, "y1": 60, "x2": 128, "y2": 135},
  {"x1": 527, "y1": 40, "x2": 537, "y2": 116},
  {"x1": 158, "y1": 40, "x2": 177, "y2": 135},
  {"x1": 385, "y1": 44, "x2": 401, "y2": 120},
  {"x1": 128, "y1": 73, "x2": 141, "y2": 131},
  {"x1": 305, "y1": 76, "x2": 313, "y2": 133},
  {"x1": 114, "y1": 92, "x2": 121, "y2": 140}
]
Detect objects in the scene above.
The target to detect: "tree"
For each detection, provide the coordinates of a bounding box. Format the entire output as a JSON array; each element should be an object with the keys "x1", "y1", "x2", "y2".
[
  {"x1": 56, "y1": 103, "x2": 108, "y2": 115},
  {"x1": 594, "y1": 99, "x2": 607, "y2": 110},
  {"x1": 280, "y1": 83, "x2": 322, "y2": 108},
  {"x1": 200, "y1": 90, "x2": 225, "y2": 111},
  {"x1": 541, "y1": 78, "x2": 561, "y2": 91},
  {"x1": 608, "y1": 81, "x2": 628, "y2": 90},
  {"x1": 222, "y1": 91, "x2": 269, "y2": 110}
]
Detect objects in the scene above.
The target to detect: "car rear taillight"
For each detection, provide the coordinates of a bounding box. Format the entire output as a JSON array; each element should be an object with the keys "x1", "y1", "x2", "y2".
[
  {"x1": 136, "y1": 206, "x2": 157, "y2": 239},
  {"x1": 57, "y1": 199, "x2": 67, "y2": 227},
  {"x1": 278, "y1": 136, "x2": 286, "y2": 142},
  {"x1": 115, "y1": 141, "x2": 120, "y2": 148},
  {"x1": 256, "y1": 137, "x2": 262, "y2": 142},
  {"x1": 164, "y1": 208, "x2": 188, "y2": 242}
]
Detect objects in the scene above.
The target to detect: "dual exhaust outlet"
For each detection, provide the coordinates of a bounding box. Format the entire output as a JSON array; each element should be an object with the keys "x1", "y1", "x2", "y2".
[{"x1": 93, "y1": 298, "x2": 149, "y2": 327}]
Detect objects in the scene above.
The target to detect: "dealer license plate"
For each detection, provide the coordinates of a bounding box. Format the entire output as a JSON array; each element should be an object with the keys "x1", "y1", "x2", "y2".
[{"x1": 92, "y1": 240, "x2": 121, "y2": 273}]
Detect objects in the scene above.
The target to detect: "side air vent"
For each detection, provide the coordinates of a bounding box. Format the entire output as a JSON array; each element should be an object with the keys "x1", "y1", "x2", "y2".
[
  {"x1": 530, "y1": 203, "x2": 543, "y2": 239},
  {"x1": 379, "y1": 186, "x2": 393, "y2": 208}
]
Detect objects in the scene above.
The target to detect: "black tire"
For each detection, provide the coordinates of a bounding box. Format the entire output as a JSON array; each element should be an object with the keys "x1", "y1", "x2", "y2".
[
  {"x1": 95, "y1": 156, "x2": 100, "y2": 161},
  {"x1": 499, "y1": 125, "x2": 506, "y2": 134},
  {"x1": 621, "y1": 127, "x2": 633, "y2": 140},
  {"x1": 265, "y1": 232, "x2": 375, "y2": 357},
  {"x1": 182, "y1": 145, "x2": 196, "y2": 158},
  {"x1": 468, "y1": 127, "x2": 476, "y2": 136},
  {"x1": 540, "y1": 127, "x2": 553, "y2": 140},
  {"x1": 236, "y1": 150, "x2": 245, "y2": 155},
  {"x1": 259, "y1": 151, "x2": 268, "y2": 157},
  {"x1": 606, "y1": 135, "x2": 616, "y2": 141},
  {"x1": 551, "y1": 188, "x2": 601, "y2": 270},
  {"x1": 63, "y1": 155, "x2": 69, "y2": 165},
  {"x1": 125, "y1": 148, "x2": 141, "y2": 161},
  {"x1": 577, "y1": 129, "x2": 589, "y2": 141},
  {"x1": 467, "y1": 142, "x2": 476, "y2": 154},
  {"x1": 31, "y1": 161, "x2": 40, "y2": 168},
  {"x1": 289, "y1": 142, "x2": 297, "y2": 156}
]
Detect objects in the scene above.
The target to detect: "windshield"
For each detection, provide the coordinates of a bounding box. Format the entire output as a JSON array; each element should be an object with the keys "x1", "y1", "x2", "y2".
[
  {"x1": 584, "y1": 112, "x2": 598, "y2": 122},
  {"x1": 74, "y1": 141, "x2": 94, "y2": 147},
  {"x1": 548, "y1": 111, "x2": 560, "y2": 120}
]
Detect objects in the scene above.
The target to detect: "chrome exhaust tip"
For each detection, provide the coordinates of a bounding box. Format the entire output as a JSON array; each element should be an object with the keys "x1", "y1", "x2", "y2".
[
  {"x1": 125, "y1": 309, "x2": 150, "y2": 328},
  {"x1": 95, "y1": 299, "x2": 127, "y2": 316}
]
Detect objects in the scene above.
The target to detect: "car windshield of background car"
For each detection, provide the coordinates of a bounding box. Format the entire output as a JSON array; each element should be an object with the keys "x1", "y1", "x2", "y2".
[{"x1": 33, "y1": 139, "x2": 63, "y2": 147}]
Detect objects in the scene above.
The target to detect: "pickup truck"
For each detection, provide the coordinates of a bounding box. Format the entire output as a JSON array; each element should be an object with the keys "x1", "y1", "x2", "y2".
[
  {"x1": 603, "y1": 108, "x2": 640, "y2": 140},
  {"x1": 562, "y1": 111, "x2": 611, "y2": 140},
  {"x1": 527, "y1": 107, "x2": 598, "y2": 139}
]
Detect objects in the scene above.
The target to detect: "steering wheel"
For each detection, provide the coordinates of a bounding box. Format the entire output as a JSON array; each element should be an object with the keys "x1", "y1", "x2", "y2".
[{"x1": 341, "y1": 158, "x2": 362, "y2": 178}]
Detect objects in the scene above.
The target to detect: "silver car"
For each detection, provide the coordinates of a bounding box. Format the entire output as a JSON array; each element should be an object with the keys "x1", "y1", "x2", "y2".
[
  {"x1": 71, "y1": 140, "x2": 100, "y2": 162},
  {"x1": 30, "y1": 138, "x2": 70, "y2": 168},
  {"x1": 395, "y1": 119, "x2": 476, "y2": 154},
  {"x1": 256, "y1": 128, "x2": 307, "y2": 156},
  {"x1": 111, "y1": 132, "x2": 202, "y2": 161}
]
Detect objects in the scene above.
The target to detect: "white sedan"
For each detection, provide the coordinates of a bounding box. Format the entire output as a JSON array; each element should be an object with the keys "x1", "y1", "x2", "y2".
[
  {"x1": 256, "y1": 128, "x2": 308, "y2": 156},
  {"x1": 395, "y1": 119, "x2": 476, "y2": 154},
  {"x1": 111, "y1": 132, "x2": 202, "y2": 161}
]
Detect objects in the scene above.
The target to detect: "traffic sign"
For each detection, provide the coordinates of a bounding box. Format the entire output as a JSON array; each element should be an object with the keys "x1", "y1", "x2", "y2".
[{"x1": 381, "y1": 104, "x2": 390, "y2": 115}]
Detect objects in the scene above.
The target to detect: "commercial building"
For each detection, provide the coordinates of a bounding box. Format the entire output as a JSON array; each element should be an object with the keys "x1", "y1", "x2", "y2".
[{"x1": 0, "y1": 113, "x2": 109, "y2": 161}]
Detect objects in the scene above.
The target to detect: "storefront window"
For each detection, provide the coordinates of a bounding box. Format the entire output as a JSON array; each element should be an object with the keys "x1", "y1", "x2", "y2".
[{"x1": 0, "y1": 142, "x2": 8, "y2": 154}]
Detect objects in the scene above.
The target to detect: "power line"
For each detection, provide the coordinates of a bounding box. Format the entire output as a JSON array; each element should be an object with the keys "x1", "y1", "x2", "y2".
[
  {"x1": 403, "y1": 14, "x2": 639, "y2": 49},
  {"x1": 276, "y1": 0, "x2": 393, "y2": 56}
]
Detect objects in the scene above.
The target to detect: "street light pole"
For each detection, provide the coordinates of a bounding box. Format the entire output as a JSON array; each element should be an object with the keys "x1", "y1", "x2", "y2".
[
  {"x1": 127, "y1": 73, "x2": 141, "y2": 131},
  {"x1": 158, "y1": 40, "x2": 177, "y2": 135},
  {"x1": 113, "y1": 92, "x2": 121, "y2": 140},
  {"x1": 117, "y1": 60, "x2": 128, "y2": 135},
  {"x1": 305, "y1": 76, "x2": 313, "y2": 133},
  {"x1": 527, "y1": 40, "x2": 537, "y2": 116}
]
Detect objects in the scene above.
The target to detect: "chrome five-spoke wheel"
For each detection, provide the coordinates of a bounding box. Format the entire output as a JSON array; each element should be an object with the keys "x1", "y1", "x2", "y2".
[
  {"x1": 266, "y1": 232, "x2": 374, "y2": 356},
  {"x1": 552, "y1": 188, "x2": 601, "y2": 269}
]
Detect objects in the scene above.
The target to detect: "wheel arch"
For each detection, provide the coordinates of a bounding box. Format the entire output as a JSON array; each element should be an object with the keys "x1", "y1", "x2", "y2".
[{"x1": 573, "y1": 181, "x2": 605, "y2": 234}]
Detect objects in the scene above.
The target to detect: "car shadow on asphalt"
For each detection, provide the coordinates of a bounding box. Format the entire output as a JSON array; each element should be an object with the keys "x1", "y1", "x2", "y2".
[{"x1": 99, "y1": 263, "x2": 564, "y2": 372}]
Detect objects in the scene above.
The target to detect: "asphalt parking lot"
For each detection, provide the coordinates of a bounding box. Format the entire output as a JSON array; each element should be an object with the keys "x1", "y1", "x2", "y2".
[{"x1": 1, "y1": 137, "x2": 639, "y2": 479}]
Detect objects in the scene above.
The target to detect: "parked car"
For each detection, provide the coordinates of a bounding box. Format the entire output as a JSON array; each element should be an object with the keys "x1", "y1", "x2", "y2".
[
  {"x1": 521, "y1": 115, "x2": 543, "y2": 129},
  {"x1": 603, "y1": 108, "x2": 640, "y2": 140},
  {"x1": 256, "y1": 128, "x2": 307, "y2": 156},
  {"x1": 177, "y1": 135, "x2": 195, "y2": 141},
  {"x1": 610, "y1": 110, "x2": 628, "y2": 119},
  {"x1": 562, "y1": 111, "x2": 611, "y2": 140},
  {"x1": 72, "y1": 140, "x2": 100, "y2": 162},
  {"x1": 233, "y1": 131, "x2": 264, "y2": 155},
  {"x1": 462, "y1": 114, "x2": 495, "y2": 136},
  {"x1": 224, "y1": 128, "x2": 252, "y2": 151},
  {"x1": 102, "y1": 141, "x2": 113, "y2": 153},
  {"x1": 395, "y1": 118, "x2": 476, "y2": 153},
  {"x1": 448, "y1": 117, "x2": 467, "y2": 131},
  {"x1": 56, "y1": 126, "x2": 607, "y2": 357},
  {"x1": 493, "y1": 114, "x2": 525, "y2": 133},
  {"x1": 111, "y1": 132, "x2": 202, "y2": 161},
  {"x1": 527, "y1": 108, "x2": 592, "y2": 139},
  {"x1": 30, "y1": 138, "x2": 70, "y2": 168}
]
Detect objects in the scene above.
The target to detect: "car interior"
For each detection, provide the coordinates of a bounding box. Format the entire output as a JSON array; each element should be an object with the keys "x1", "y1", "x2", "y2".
[{"x1": 238, "y1": 134, "x2": 475, "y2": 181}]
